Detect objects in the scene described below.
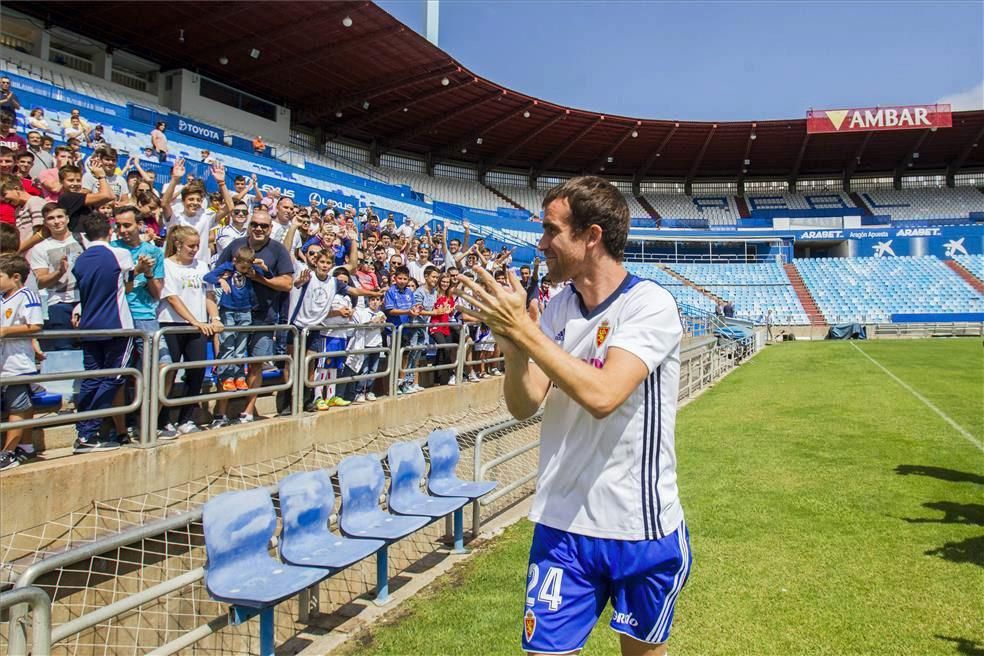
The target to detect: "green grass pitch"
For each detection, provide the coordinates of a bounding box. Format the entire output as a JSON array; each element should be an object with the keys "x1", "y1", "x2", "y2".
[{"x1": 342, "y1": 339, "x2": 984, "y2": 656}]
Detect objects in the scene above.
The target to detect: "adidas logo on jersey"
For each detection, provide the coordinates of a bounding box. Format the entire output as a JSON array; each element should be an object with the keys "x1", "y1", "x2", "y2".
[{"x1": 612, "y1": 610, "x2": 639, "y2": 627}]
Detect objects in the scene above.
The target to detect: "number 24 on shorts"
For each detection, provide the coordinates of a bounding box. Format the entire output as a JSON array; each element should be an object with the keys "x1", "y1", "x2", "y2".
[{"x1": 526, "y1": 564, "x2": 564, "y2": 611}]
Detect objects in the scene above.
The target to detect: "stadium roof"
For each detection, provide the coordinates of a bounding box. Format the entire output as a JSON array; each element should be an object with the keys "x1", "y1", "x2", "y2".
[{"x1": 11, "y1": 0, "x2": 984, "y2": 181}]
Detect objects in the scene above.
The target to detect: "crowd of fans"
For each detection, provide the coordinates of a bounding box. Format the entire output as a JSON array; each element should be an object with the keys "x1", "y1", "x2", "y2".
[{"x1": 0, "y1": 80, "x2": 562, "y2": 471}]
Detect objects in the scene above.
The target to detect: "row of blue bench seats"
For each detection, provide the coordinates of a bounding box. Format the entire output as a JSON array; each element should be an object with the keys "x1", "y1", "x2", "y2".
[{"x1": 202, "y1": 428, "x2": 497, "y2": 656}]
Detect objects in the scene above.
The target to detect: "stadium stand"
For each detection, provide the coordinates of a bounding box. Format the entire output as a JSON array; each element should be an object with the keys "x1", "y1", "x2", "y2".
[
  {"x1": 664, "y1": 262, "x2": 809, "y2": 325},
  {"x1": 384, "y1": 168, "x2": 505, "y2": 211},
  {"x1": 643, "y1": 193, "x2": 740, "y2": 226},
  {"x1": 857, "y1": 187, "x2": 984, "y2": 221},
  {"x1": 623, "y1": 263, "x2": 719, "y2": 315},
  {"x1": 953, "y1": 254, "x2": 984, "y2": 280},
  {"x1": 794, "y1": 256, "x2": 983, "y2": 324}
]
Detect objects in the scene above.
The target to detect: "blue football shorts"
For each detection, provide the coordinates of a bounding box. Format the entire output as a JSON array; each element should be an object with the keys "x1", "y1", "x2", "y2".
[{"x1": 522, "y1": 520, "x2": 692, "y2": 653}]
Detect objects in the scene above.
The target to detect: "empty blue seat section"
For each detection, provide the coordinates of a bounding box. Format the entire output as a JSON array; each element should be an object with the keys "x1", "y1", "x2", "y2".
[
  {"x1": 665, "y1": 262, "x2": 808, "y2": 325},
  {"x1": 795, "y1": 256, "x2": 982, "y2": 324},
  {"x1": 278, "y1": 470, "x2": 384, "y2": 569},
  {"x1": 202, "y1": 488, "x2": 325, "y2": 608},
  {"x1": 386, "y1": 442, "x2": 468, "y2": 518},
  {"x1": 954, "y1": 254, "x2": 984, "y2": 280},
  {"x1": 337, "y1": 454, "x2": 429, "y2": 540},
  {"x1": 622, "y1": 263, "x2": 717, "y2": 315},
  {"x1": 426, "y1": 428, "x2": 497, "y2": 500}
]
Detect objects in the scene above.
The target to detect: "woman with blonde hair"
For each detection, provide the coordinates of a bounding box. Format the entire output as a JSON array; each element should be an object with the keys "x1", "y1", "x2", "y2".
[{"x1": 156, "y1": 226, "x2": 222, "y2": 439}]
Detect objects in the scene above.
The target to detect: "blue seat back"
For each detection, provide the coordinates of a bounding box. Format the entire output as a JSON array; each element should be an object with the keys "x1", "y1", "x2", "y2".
[
  {"x1": 279, "y1": 470, "x2": 334, "y2": 544},
  {"x1": 203, "y1": 488, "x2": 277, "y2": 574},
  {"x1": 337, "y1": 454, "x2": 385, "y2": 519},
  {"x1": 427, "y1": 429, "x2": 461, "y2": 483},
  {"x1": 387, "y1": 441, "x2": 426, "y2": 507}
]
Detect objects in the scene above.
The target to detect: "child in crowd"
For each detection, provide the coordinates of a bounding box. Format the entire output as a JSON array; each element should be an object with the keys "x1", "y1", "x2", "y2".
[
  {"x1": 0, "y1": 253, "x2": 42, "y2": 470},
  {"x1": 320, "y1": 267, "x2": 355, "y2": 407},
  {"x1": 204, "y1": 245, "x2": 272, "y2": 427},
  {"x1": 344, "y1": 294, "x2": 387, "y2": 403}
]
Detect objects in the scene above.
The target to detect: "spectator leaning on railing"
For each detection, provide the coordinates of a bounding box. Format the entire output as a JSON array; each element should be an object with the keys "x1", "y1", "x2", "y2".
[
  {"x1": 156, "y1": 225, "x2": 221, "y2": 439},
  {"x1": 214, "y1": 208, "x2": 293, "y2": 423},
  {"x1": 71, "y1": 213, "x2": 146, "y2": 454},
  {"x1": 0, "y1": 252, "x2": 42, "y2": 471}
]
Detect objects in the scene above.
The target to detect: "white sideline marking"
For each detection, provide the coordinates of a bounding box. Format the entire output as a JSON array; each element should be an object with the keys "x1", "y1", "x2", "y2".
[{"x1": 850, "y1": 342, "x2": 983, "y2": 454}]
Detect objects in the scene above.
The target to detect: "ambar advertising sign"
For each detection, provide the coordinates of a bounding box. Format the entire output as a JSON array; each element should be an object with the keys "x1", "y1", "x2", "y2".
[{"x1": 806, "y1": 104, "x2": 952, "y2": 134}]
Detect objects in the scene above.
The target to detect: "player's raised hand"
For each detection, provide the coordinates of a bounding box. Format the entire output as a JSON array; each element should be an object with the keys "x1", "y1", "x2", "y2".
[{"x1": 456, "y1": 266, "x2": 529, "y2": 340}]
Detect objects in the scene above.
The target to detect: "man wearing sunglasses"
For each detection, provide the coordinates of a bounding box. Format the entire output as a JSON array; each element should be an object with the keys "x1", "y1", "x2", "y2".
[{"x1": 214, "y1": 208, "x2": 294, "y2": 423}]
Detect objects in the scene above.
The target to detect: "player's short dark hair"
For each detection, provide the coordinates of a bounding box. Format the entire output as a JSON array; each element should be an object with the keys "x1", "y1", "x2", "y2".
[
  {"x1": 81, "y1": 213, "x2": 111, "y2": 240},
  {"x1": 542, "y1": 175, "x2": 629, "y2": 261}
]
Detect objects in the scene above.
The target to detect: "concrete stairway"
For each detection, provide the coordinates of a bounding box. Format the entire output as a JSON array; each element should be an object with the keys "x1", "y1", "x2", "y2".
[
  {"x1": 636, "y1": 195, "x2": 661, "y2": 220},
  {"x1": 660, "y1": 264, "x2": 724, "y2": 304},
  {"x1": 945, "y1": 259, "x2": 984, "y2": 294},
  {"x1": 784, "y1": 263, "x2": 826, "y2": 325},
  {"x1": 484, "y1": 184, "x2": 529, "y2": 213}
]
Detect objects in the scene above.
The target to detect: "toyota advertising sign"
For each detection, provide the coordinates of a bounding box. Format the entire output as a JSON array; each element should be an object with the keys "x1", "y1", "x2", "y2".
[{"x1": 806, "y1": 104, "x2": 952, "y2": 134}]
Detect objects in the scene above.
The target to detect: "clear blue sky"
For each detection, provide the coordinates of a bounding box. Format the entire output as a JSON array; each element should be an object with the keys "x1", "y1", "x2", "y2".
[{"x1": 375, "y1": 1, "x2": 984, "y2": 121}]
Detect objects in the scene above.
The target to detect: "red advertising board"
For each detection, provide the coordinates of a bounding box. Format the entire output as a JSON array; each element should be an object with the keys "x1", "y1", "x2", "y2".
[{"x1": 806, "y1": 104, "x2": 952, "y2": 134}]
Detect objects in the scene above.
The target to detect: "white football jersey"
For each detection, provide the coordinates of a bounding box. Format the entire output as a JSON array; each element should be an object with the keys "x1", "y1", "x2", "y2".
[{"x1": 529, "y1": 274, "x2": 684, "y2": 541}]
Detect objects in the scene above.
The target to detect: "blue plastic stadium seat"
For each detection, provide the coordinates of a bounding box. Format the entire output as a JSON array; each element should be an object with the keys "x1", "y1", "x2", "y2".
[
  {"x1": 387, "y1": 441, "x2": 469, "y2": 518},
  {"x1": 426, "y1": 428, "x2": 497, "y2": 500},
  {"x1": 278, "y1": 470, "x2": 384, "y2": 570},
  {"x1": 337, "y1": 454, "x2": 429, "y2": 541},
  {"x1": 29, "y1": 390, "x2": 63, "y2": 409},
  {"x1": 202, "y1": 488, "x2": 325, "y2": 608}
]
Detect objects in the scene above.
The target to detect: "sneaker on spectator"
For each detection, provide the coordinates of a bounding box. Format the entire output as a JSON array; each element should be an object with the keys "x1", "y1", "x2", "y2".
[
  {"x1": 177, "y1": 421, "x2": 200, "y2": 435},
  {"x1": 353, "y1": 393, "x2": 366, "y2": 404},
  {"x1": 221, "y1": 379, "x2": 237, "y2": 392},
  {"x1": 73, "y1": 435, "x2": 121, "y2": 454},
  {"x1": 158, "y1": 424, "x2": 179, "y2": 441},
  {"x1": 366, "y1": 392, "x2": 377, "y2": 401},
  {"x1": 237, "y1": 413, "x2": 255, "y2": 424},
  {"x1": 479, "y1": 371, "x2": 489, "y2": 379},
  {"x1": 328, "y1": 396, "x2": 351, "y2": 407},
  {"x1": 125, "y1": 426, "x2": 138, "y2": 444},
  {"x1": 315, "y1": 398, "x2": 331, "y2": 411},
  {"x1": 467, "y1": 372, "x2": 480, "y2": 383},
  {"x1": 235, "y1": 378, "x2": 248, "y2": 391},
  {"x1": 447, "y1": 375, "x2": 456, "y2": 386},
  {"x1": 209, "y1": 415, "x2": 230, "y2": 429},
  {"x1": 489, "y1": 368, "x2": 502, "y2": 376},
  {"x1": 410, "y1": 384, "x2": 424, "y2": 393},
  {"x1": 396, "y1": 384, "x2": 406, "y2": 396},
  {"x1": 0, "y1": 451, "x2": 18, "y2": 471},
  {"x1": 13, "y1": 445, "x2": 37, "y2": 464}
]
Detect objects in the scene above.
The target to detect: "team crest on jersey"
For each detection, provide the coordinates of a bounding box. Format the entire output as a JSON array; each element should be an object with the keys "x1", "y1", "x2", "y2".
[
  {"x1": 596, "y1": 320, "x2": 610, "y2": 347},
  {"x1": 524, "y1": 609, "x2": 536, "y2": 641}
]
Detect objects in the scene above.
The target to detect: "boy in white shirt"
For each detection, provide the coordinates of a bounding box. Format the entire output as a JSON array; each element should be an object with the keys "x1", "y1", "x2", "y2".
[
  {"x1": 344, "y1": 294, "x2": 387, "y2": 403},
  {"x1": 0, "y1": 253, "x2": 43, "y2": 470}
]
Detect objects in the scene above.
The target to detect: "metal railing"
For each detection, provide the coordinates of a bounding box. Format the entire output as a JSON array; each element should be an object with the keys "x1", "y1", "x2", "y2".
[
  {"x1": 0, "y1": 329, "x2": 152, "y2": 445},
  {"x1": 391, "y1": 322, "x2": 468, "y2": 391},
  {"x1": 302, "y1": 324, "x2": 395, "y2": 397},
  {"x1": 0, "y1": 586, "x2": 51, "y2": 656},
  {"x1": 871, "y1": 322, "x2": 984, "y2": 338},
  {"x1": 148, "y1": 324, "x2": 299, "y2": 439}
]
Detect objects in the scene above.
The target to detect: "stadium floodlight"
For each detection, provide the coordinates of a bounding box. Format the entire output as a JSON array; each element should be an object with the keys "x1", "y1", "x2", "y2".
[
  {"x1": 363, "y1": 101, "x2": 370, "y2": 110},
  {"x1": 219, "y1": 56, "x2": 229, "y2": 65},
  {"x1": 335, "y1": 111, "x2": 343, "y2": 118},
  {"x1": 607, "y1": 156, "x2": 614, "y2": 163},
  {"x1": 403, "y1": 107, "x2": 409, "y2": 112},
  {"x1": 250, "y1": 48, "x2": 261, "y2": 59},
  {"x1": 476, "y1": 137, "x2": 483, "y2": 144},
  {"x1": 441, "y1": 77, "x2": 450, "y2": 86},
  {"x1": 913, "y1": 152, "x2": 919, "y2": 159},
  {"x1": 744, "y1": 159, "x2": 751, "y2": 165},
  {"x1": 461, "y1": 147, "x2": 467, "y2": 153},
  {"x1": 750, "y1": 133, "x2": 757, "y2": 140},
  {"x1": 342, "y1": 16, "x2": 353, "y2": 27},
  {"x1": 631, "y1": 130, "x2": 638, "y2": 138},
  {"x1": 523, "y1": 110, "x2": 531, "y2": 118}
]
